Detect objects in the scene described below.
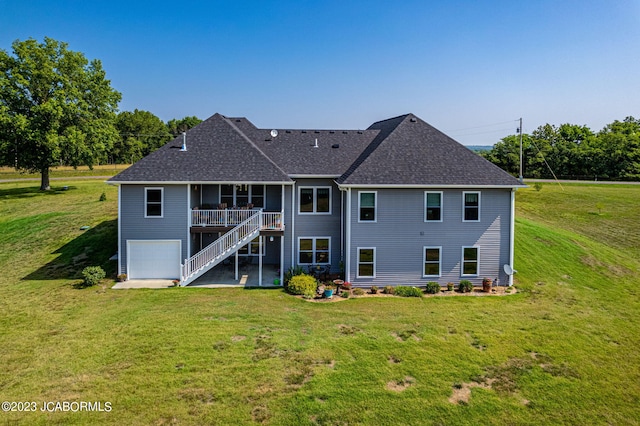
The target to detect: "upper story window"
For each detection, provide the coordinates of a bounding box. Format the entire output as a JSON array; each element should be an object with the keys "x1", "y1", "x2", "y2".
[
  {"x1": 145, "y1": 188, "x2": 163, "y2": 218},
  {"x1": 299, "y1": 187, "x2": 331, "y2": 214},
  {"x1": 463, "y1": 191, "x2": 480, "y2": 222},
  {"x1": 221, "y1": 184, "x2": 264, "y2": 208},
  {"x1": 358, "y1": 191, "x2": 377, "y2": 222},
  {"x1": 425, "y1": 191, "x2": 443, "y2": 222}
]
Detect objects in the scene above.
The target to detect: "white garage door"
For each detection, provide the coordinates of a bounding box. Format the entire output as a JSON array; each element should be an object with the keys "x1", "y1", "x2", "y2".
[{"x1": 127, "y1": 240, "x2": 181, "y2": 279}]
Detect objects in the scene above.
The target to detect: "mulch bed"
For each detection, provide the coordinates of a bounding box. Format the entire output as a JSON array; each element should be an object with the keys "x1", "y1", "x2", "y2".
[{"x1": 300, "y1": 286, "x2": 517, "y2": 303}]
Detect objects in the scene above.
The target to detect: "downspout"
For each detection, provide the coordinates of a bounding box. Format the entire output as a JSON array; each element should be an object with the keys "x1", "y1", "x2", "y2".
[
  {"x1": 281, "y1": 184, "x2": 285, "y2": 285},
  {"x1": 187, "y1": 184, "x2": 191, "y2": 259},
  {"x1": 345, "y1": 188, "x2": 352, "y2": 283},
  {"x1": 509, "y1": 188, "x2": 515, "y2": 286},
  {"x1": 117, "y1": 184, "x2": 122, "y2": 276},
  {"x1": 291, "y1": 181, "x2": 296, "y2": 269}
]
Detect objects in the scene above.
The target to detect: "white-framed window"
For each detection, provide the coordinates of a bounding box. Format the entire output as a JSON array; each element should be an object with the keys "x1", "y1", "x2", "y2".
[
  {"x1": 423, "y1": 246, "x2": 441, "y2": 277},
  {"x1": 220, "y1": 184, "x2": 265, "y2": 208},
  {"x1": 298, "y1": 237, "x2": 331, "y2": 264},
  {"x1": 238, "y1": 237, "x2": 264, "y2": 256},
  {"x1": 357, "y1": 247, "x2": 376, "y2": 278},
  {"x1": 463, "y1": 191, "x2": 480, "y2": 222},
  {"x1": 461, "y1": 246, "x2": 479, "y2": 276},
  {"x1": 358, "y1": 191, "x2": 377, "y2": 222},
  {"x1": 298, "y1": 187, "x2": 331, "y2": 214},
  {"x1": 425, "y1": 191, "x2": 443, "y2": 222},
  {"x1": 145, "y1": 187, "x2": 163, "y2": 218}
]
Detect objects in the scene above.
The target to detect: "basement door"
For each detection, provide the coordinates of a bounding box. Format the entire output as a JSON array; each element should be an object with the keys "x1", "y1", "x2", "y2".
[{"x1": 127, "y1": 240, "x2": 181, "y2": 279}]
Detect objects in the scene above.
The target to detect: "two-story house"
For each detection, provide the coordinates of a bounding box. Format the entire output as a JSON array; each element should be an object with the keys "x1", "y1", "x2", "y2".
[{"x1": 108, "y1": 113, "x2": 523, "y2": 287}]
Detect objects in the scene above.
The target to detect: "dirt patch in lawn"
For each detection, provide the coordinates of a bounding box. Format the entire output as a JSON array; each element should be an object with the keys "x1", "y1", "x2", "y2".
[{"x1": 386, "y1": 376, "x2": 415, "y2": 392}]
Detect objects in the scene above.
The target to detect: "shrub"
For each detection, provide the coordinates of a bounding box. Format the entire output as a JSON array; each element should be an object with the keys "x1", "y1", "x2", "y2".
[
  {"x1": 394, "y1": 286, "x2": 423, "y2": 298},
  {"x1": 287, "y1": 274, "x2": 317, "y2": 297},
  {"x1": 459, "y1": 280, "x2": 473, "y2": 293},
  {"x1": 383, "y1": 286, "x2": 395, "y2": 295},
  {"x1": 425, "y1": 281, "x2": 441, "y2": 294},
  {"x1": 284, "y1": 266, "x2": 306, "y2": 288},
  {"x1": 82, "y1": 266, "x2": 105, "y2": 287},
  {"x1": 116, "y1": 274, "x2": 127, "y2": 282},
  {"x1": 447, "y1": 282, "x2": 455, "y2": 291},
  {"x1": 353, "y1": 288, "x2": 365, "y2": 296},
  {"x1": 99, "y1": 191, "x2": 107, "y2": 201},
  {"x1": 370, "y1": 286, "x2": 378, "y2": 294},
  {"x1": 534, "y1": 182, "x2": 543, "y2": 192},
  {"x1": 341, "y1": 291, "x2": 350, "y2": 298}
]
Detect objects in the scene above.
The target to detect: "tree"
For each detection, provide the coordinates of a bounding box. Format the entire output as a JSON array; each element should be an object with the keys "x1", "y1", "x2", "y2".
[
  {"x1": 114, "y1": 110, "x2": 171, "y2": 163},
  {"x1": 0, "y1": 37, "x2": 121, "y2": 190},
  {"x1": 167, "y1": 116, "x2": 202, "y2": 138}
]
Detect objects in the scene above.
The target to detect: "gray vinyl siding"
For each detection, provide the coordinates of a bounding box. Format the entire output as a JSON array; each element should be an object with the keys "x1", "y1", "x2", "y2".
[
  {"x1": 348, "y1": 188, "x2": 512, "y2": 287},
  {"x1": 119, "y1": 184, "x2": 188, "y2": 274},
  {"x1": 291, "y1": 179, "x2": 342, "y2": 274}
]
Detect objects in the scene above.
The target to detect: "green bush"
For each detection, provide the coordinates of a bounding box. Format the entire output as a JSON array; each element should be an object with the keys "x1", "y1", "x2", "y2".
[
  {"x1": 425, "y1": 281, "x2": 441, "y2": 294},
  {"x1": 370, "y1": 286, "x2": 379, "y2": 294},
  {"x1": 447, "y1": 282, "x2": 455, "y2": 291},
  {"x1": 383, "y1": 286, "x2": 395, "y2": 295},
  {"x1": 99, "y1": 191, "x2": 107, "y2": 201},
  {"x1": 353, "y1": 288, "x2": 365, "y2": 296},
  {"x1": 394, "y1": 286, "x2": 423, "y2": 298},
  {"x1": 287, "y1": 274, "x2": 317, "y2": 297},
  {"x1": 284, "y1": 266, "x2": 306, "y2": 288},
  {"x1": 459, "y1": 280, "x2": 473, "y2": 293},
  {"x1": 82, "y1": 266, "x2": 105, "y2": 287},
  {"x1": 340, "y1": 291, "x2": 350, "y2": 298}
]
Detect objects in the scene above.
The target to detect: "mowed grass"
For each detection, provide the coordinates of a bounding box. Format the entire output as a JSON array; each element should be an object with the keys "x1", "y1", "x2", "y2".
[
  {"x1": 0, "y1": 181, "x2": 639, "y2": 425},
  {"x1": 0, "y1": 164, "x2": 129, "y2": 180}
]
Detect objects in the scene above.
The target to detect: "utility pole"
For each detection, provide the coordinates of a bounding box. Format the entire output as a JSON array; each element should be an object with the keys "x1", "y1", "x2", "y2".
[{"x1": 518, "y1": 117, "x2": 524, "y2": 184}]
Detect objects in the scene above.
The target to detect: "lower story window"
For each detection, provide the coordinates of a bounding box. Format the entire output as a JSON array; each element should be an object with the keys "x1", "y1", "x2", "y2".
[
  {"x1": 423, "y1": 247, "x2": 441, "y2": 277},
  {"x1": 298, "y1": 237, "x2": 330, "y2": 264},
  {"x1": 357, "y1": 248, "x2": 376, "y2": 278},
  {"x1": 238, "y1": 237, "x2": 264, "y2": 256},
  {"x1": 462, "y1": 246, "x2": 479, "y2": 276}
]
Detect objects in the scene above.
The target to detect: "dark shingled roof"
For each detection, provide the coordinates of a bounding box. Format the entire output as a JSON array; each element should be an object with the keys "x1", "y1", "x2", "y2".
[
  {"x1": 109, "y1": 112, "x2": 522, "y2": 187},
  {"x1": 337, "y1": 114, "x2": 522, "y2": 187},
  {"x1": 109, "y1": 114, "x2": 291, "y2": 183}
]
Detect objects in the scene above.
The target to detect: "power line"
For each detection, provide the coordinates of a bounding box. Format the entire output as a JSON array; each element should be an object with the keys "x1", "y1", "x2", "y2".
[{"x1": 445, "y1": 119, "x2": 519, "y2": 133}]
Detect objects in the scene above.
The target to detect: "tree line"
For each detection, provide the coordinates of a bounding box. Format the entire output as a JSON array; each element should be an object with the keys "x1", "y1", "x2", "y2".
[
  {"x1": 1, "y1": 37, "x2": 638, "y2": 190},
  {"x1": 480, "y1": 119, "x2": 640, "y2": 181}
]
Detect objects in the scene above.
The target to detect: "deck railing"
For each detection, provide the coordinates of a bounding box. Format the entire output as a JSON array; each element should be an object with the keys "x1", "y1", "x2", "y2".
[
  {"x1": 191, "y1": 208, "x2": 259, "y2": 228},
  {"x1": 261, "y1": 212, "x2": 283, "y2": 230}
]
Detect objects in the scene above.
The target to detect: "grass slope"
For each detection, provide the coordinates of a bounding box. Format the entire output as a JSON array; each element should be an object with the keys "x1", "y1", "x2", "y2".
[{"x1": 0, "y1": 181, "x2": 639, "y2": 425}]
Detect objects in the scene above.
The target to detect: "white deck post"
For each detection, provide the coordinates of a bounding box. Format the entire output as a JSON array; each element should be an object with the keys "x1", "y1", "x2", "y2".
[
  {"x1": 235, "y1": 251, "x2": 239, "y2": 280},
  {"x1": 259, "y1": 235, "x2": 263, "y2": 286}
]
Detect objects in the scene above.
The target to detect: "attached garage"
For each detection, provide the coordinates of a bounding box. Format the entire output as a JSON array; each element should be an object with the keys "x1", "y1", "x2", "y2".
[{"x1": 127, "y1": 240, "x2": 182, "y2": 279}]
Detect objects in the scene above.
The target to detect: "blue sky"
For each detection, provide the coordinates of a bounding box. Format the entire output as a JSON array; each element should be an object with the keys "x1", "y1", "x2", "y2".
[{"x1": 1, "y1": 0, "x2": 639, "y2": 145}]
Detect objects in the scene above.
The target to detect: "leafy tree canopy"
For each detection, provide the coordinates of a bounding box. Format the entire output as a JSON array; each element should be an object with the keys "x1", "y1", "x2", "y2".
[
  {"x1": 0, "y1": 37, "x2": 121, "y2": 189},
  {"x1": 482, "y1": 117, "x2": 640, "y2": 181},
  {"x1": 114, "y1": 109, "x2": 171, "y2": 164},
  {"x1": 167, "y1": 116, "x2": 202, "y2": 138}
]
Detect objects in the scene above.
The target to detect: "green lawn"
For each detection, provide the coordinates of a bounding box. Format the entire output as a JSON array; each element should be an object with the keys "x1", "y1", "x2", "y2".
[{"x1": 0, "y1": 180, "x2": 639, "y2": 425}]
